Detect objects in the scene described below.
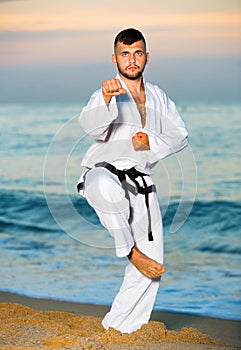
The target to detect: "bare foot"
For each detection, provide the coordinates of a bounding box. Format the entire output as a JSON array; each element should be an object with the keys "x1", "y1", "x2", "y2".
[{"x1": 128, "y1": 246, "x2": 166, "y2": 279}]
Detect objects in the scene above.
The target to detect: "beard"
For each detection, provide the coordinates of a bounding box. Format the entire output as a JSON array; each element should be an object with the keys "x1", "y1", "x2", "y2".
[{"x1": 116, "y1": 63, "x2": 145, "y2": 80}]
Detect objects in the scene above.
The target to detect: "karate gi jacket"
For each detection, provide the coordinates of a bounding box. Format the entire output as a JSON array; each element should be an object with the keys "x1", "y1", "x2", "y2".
[{"x1": 79, "y1": 75, "x2": 188, "y2": 178}]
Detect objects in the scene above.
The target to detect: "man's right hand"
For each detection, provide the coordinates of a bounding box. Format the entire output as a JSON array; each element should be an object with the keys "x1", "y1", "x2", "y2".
[{"x1": 102, "y1": 78, "x2": 126, "y2": 105}]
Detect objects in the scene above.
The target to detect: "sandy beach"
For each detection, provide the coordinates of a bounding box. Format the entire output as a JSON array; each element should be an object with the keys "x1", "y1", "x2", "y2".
[{"x1": 0, "y1": 292, "x2": 240, "y2": 350}]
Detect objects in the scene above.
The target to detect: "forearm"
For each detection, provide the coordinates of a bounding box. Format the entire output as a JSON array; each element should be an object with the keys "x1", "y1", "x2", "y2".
[
  {"x1": 79, "y1": 89, "x2": 118, "y2": 140},
  {"x1": 146, "y1": 93, "x2": 188, "y2": 160},
  {"x1": 132, "y1": 119, "x2": 188, "y2": 162},
  {"x1": 148, "y1": 129, "x2": 188, "y2": 161}
]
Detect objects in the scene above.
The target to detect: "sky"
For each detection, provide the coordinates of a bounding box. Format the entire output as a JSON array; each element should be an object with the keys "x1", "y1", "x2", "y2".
[{"x1": 0, "y1": 0, "x2": 240, "y2": 103}]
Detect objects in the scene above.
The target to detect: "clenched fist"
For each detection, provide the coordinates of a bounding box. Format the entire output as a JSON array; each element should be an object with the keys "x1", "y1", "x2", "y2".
[
  {"x1": 132, "y1": 132, "x2": 150, "y2": 151},
  {"x1": 102, "y1": 78, "x2": 126, "y2": 105}
]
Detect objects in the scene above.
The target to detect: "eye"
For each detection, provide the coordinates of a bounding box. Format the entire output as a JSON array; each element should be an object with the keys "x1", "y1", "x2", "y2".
[
  {"x1": 136, "y1": 51, "x2": 143, "y2": 56},
  {"x1": 122, "y1": 52, "x2": 129, "y2": 57}
]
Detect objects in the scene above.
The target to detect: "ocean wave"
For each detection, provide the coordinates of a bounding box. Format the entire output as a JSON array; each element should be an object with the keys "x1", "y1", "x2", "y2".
[
  {"x1": 0, "y1": 189, "x2": 60, "y2": 235},
  {"x1": 197, "y1": 244, "x2": 241, "y2": 255},
  {"x1": 162, "y1": 200, "x2": 241, "y2": 233},
  {"x1": 0, "y1": 216, "x2": 59, "y2": 234},
  {"x1": 1, "y1": 188, "x2": 241, "y2": 237},
  {"x1": 0, "y1": 188, "x2": 240, "y2": 321}
]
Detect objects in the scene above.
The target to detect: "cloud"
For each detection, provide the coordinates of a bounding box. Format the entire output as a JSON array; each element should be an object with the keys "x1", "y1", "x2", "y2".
[
  {"x1": 0, "y1": 28, "x2": 114, "y2": 41},
  {"x1": 0, "y1": 18, "x2": 240, "y2": 70}
]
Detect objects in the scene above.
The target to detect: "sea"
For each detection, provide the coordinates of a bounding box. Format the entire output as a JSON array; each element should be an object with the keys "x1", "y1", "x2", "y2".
[{"x1": 0, "y1": 102, "x2": 240, "y2": 321}]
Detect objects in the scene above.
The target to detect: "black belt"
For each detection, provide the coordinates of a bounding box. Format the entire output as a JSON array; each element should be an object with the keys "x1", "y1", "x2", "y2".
[
  {"x1": 77, "y1": 162, "x2": 155, "y2": 241},
  {"x1": 95, "y1": 162, "x2": 155, "y2": 241}
]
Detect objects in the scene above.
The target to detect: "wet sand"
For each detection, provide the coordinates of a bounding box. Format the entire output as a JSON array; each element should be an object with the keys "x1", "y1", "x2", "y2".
[{"x1": 0, "y1": 291, "x2": 240, "y2": 349}]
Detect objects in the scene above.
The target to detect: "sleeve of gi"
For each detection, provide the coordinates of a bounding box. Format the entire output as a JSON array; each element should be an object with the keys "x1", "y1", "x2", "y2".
[
  {"x1": 146, "y1": 91, "x2": 188, "y2": 163},
  {"x1": 78, "y1": 88, "x2": 118, "y2": 140}
]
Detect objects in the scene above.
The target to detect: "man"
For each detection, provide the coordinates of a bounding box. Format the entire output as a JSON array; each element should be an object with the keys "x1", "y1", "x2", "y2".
[{"x1": 77, "y1": 28, "x2": 188, "y2": 333}]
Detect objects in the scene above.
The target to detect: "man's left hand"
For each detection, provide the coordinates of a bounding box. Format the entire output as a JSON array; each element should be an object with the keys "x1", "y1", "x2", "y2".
[{"x1": 132, "y1": 132, "x2": 150, "y2": 151}]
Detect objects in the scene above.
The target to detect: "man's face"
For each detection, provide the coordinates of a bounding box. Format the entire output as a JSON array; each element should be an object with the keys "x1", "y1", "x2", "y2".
[{"x1": 112, "y1": 40, "x2": 149, "y2": 80}]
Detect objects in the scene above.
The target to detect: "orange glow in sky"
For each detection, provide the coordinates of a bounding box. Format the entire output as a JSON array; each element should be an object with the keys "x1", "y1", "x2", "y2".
[
  {"x1": 0, "y1": 0, "x2": 240, "y2": 102},
  {"x1": 1, "y1": 4, "x2": 240, "y2": 32},
  {"x1": 0, "y1": 0, "x2": 240, "y2": 62}
]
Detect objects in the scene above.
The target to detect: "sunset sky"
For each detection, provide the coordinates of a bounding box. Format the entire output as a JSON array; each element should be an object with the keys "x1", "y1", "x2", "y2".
[{"x1": 0, "y1": 0, "x2": 240, "y2": 103}]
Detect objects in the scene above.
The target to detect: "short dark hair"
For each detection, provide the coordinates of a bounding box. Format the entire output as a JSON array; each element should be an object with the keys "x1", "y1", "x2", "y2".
[{"x1": 114, "y1": 28, "x2": 146, "y2": 51}]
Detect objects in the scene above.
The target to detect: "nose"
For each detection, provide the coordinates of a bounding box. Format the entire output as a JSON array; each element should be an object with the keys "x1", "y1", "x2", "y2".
[{"x1": 129, "y1": 53, "x2": 136, "y2": 63}]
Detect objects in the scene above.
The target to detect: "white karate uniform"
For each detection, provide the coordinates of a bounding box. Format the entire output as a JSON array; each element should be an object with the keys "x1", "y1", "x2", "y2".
[{"x1": 78, "y1": 75, "x2": 188, "y2": 333}]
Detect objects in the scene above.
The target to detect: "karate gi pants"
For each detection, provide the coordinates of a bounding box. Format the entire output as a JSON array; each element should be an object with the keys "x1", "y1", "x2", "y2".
[{"x1": 84, "y1": 167, "x2": 164, "y2": 333}]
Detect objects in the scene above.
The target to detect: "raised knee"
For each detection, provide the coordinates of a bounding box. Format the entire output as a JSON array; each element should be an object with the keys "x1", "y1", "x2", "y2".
[{"x1": 85, "y1": 168, "x2": 127, "y2": 212}]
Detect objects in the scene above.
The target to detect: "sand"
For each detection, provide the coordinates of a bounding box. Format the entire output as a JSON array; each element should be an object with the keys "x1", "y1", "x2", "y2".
[{"x1": 0, "y1": 292, "x2": 240, "y2": 350}]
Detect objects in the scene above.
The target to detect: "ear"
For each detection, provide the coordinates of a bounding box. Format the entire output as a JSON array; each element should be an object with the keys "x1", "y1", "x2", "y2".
[
  {"x1": 112, "y1": 53, "x2": 117, "y2": 66},
  {"x1": 146, "y1": 52, "x2": 150, "y2": 65}
]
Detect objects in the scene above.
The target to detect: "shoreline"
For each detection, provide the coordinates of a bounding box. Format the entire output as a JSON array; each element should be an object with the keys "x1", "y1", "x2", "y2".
[{"x1": 0, "y1": 291, "x2": 240, "y2": 349}]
